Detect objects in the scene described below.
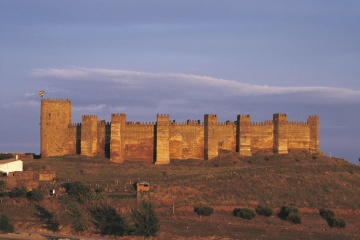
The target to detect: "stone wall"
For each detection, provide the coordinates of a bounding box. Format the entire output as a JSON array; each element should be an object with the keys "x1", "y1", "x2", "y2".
[{"x1": 40, "y1": 99, "x2": 320, "y2": 163}]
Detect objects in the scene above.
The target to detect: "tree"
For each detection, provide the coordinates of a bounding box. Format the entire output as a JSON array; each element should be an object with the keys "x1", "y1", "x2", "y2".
[{"x1": 131, "y1": 201, "x2": 160, "y2": 237}]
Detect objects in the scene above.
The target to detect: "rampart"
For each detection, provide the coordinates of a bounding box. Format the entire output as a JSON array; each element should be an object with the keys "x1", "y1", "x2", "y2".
[{"x1": 40, "y1": 99, "x2": 320, "y2": 163}]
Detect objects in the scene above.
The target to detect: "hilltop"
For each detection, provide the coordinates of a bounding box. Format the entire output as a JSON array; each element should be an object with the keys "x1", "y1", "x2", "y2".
[{"x1": 0, "y1": 151, "x2": 359, "y2": 239}]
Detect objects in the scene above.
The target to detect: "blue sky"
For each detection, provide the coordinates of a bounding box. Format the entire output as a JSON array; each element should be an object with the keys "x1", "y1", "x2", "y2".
[{"x1": 0, "y1": 1, "x2": 359, "y2": 163}]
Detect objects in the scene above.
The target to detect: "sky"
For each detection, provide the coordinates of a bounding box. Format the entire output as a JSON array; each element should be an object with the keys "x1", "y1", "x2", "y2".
[{"x1": 0, "y1": 1, "x2": 359, "y2": 164}]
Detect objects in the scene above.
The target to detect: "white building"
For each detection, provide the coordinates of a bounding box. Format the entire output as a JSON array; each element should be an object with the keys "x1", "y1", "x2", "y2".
[{"x1": 0, "y1": 159, "x2": 23, "y2": 175}]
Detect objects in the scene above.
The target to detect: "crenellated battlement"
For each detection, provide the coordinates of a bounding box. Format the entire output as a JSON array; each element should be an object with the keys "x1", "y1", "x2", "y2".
[
  {"x1": 69, "y1": 123, "x2": 81, "y2": 127},
  {"x1": 41, "y1": 98, "x2": 320, "y2": 162},
  {"x1": 127, "y1": 121, "x2": 155, "y2": 126},
  {"x1": 42, "y1": 98, "x2": 71, "y2": 103},
  {"x1": 251, "y1": 120, "x2": 273, "y2": 126},
  {"x1": 218, "y1": 121, "x2": 236, "y2": 126},
  {"x1": 82, "y1": 115, "x2": 98, "y2": 119},
  {"x1": 288, "y1": 121, "x2": 308, "y2": 125}
]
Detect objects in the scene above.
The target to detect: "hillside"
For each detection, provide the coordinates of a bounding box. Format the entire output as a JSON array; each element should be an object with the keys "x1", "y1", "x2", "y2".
[{"x1": 1, "y1": 151, "x2": 360, "y2": 239}]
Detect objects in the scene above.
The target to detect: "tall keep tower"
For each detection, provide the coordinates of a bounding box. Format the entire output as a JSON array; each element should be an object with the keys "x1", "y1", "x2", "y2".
[{"x1": 41, "y1": 99, "x2": 72, "y2": 157}]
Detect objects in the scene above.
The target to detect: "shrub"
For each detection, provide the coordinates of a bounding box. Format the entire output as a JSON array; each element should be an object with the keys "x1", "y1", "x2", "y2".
[
  {"x1": 27, "y1": 189, "x2": 45, "y2": 201},
  {"x1": 233, "y1": 208, "x2": 256, "y2": 220},
  {"x1": 255, "y1": 205, "x2": 273, "y2": 217},
  {"x1": 278, "y1": 205, "x2": 301, "y2": 224},
  {"x1": 9, "y1": 187, "x2": 27, "y2": 198},
  {"x1": 328, "y1": 217, "x2": 346, "y2": 228},
  {"x1": 287, "y1": 212, "x2": 302, "y2": 224},
  {"x1": 0, "y1": 214, "x2": 14, "y2": 233},
  {"x1": 319, "y1": 208, "x2": 335, "y2": 219},
  {"x1": 194, "y1": 206, "x2": 214, "y2": 217},
  {"x1": 131, "y1": 201, "x2": 160, "y2": 237},
  {"x1": 62, "y1": 181, "x2": 90, "y2": 203},
  {"x1": 0, "y1": 180, "x2": 6, "y2": 190}
]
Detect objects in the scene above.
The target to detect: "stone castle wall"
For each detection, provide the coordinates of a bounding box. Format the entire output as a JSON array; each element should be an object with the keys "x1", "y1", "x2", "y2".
[{"x1": 40, "y1": 99, "x2": 320, "y2": 163}]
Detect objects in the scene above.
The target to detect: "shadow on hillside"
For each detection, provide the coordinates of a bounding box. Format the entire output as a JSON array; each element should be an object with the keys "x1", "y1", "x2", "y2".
[
  {"x1": 90, "y1": 204, "x2": 129, "y2": 236},
  {"x1": 35, "y1": 205, "x2": 60, "y2": 233}
]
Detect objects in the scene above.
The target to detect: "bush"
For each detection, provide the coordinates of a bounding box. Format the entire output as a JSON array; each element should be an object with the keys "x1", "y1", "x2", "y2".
[
  {"x1": 194, "y1": 206, "x2": 214, "y2": 217},
  {"x1": 233, "y1": 208, "x2": 256, "y2": 220},
  {"x1": 0, "y1": 214, "x2": 14, "y2": 233},
  {"x1": 131, "y1": 201, "x2": 160, "y2": 237},
  {"x1": 287, "y1": 212, "x2": 302, "y2": 224},
  {"x1": 278, "y1": 205, "x2": 301, "y2": 224},
  {"x1": 62, "y1": 181, "x2": 90, "y2": 203},
  {"x1": 328, "y1": 217, "x2": 346, "y2": 228},
  {"x1": 255, "y1": 205, "x2": 273, "y2": 217},
  {"x1": 0, "y1": 180, "x2": 6, "y2": 190},
  {"x1": 319, "y1": 208, "x2": 335, "y2": 219},
  {"x1": 27, "y1": 189, "x2": 45, "y2": 201},
  {"x1": 9, "y1": 187, "x2": 27, "y2": 198}
]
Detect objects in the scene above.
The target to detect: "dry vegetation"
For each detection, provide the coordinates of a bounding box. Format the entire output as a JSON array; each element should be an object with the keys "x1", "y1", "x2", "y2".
[{"x1": 1, "y1": 150, "x2": 360, "y2": 239}]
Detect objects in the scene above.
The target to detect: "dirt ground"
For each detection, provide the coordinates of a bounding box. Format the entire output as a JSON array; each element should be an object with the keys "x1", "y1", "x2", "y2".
[{"x1": 153, "y1": 206, "x2": 360, "y2": 240}]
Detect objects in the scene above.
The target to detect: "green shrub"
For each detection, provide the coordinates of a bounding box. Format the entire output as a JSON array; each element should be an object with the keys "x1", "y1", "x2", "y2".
[
  {"x1": 255, "y1": 205, "x2": 273, "y2": 217},
  {"x1": 319, "y1": 208, "x2": 335, "y2": 219},
  {"x1": 278, "y1": 205, "x2": 301, "y2": 224},
  {"x1": 233, "y1": 208, "x2": 256, "y2": 220},
  {"x1": 194, "y1": 206, "x2": 214, "y2": 217},
  {"x1": 27, "y1": 189, "x2": 45, "y2": 201},
  {"x1": 0, "y1": 154, "x2": 13, "y2": 160},
  {"x1": 0, "y1": 180, "x2": 6, "y2": 190},
  {"x1": 131, "y1": 201, "x2": 160, "y2": 237},
  {"x1": 0, "y1": 192, "x2": 8, "y2": 197},
  {"x1": 62, "y1": 181, "x2": 90, "y2": 203},
  {"x1": 287, "y1": 212, "x2": 302, "y2": 224},
  {"x1": 0, "y1": 214, "x2": 14, "y2": 233},
  {"x1": 9, "y1": 187, "x2": 27, "y2": 198},
  {"x1": 328, "y1": 217, "x2": 346, "y2": 228},
  {"x1": 278, "y1": 205, "x2": 299, "y2": 220}
]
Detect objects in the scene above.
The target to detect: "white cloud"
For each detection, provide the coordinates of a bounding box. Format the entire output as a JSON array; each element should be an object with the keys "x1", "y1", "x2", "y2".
[
  {"x1": 2, "y1": 100, "x2": 40, "y2": 109},
  {"x1": 32, "y1": 67, "x2": 360, "y2": 103}
]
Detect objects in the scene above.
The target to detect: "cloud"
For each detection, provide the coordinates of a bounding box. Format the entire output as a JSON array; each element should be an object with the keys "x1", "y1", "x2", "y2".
[
  {"x1": 2, "y1": 100, "x2": 40, "y2": 109},
  {"x1": 32, "y1": 67, "x2": 360, "y2": 104}
]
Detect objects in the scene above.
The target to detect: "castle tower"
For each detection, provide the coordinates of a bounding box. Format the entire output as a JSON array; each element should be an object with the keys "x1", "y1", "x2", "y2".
[
  {"x1": 236, "y1": 115, "x2": 252, "y2": 156},
  {"x1": 68, "y1": 123, "x2": 81, "y2": 155},
  {"x1": 155, "y1": 114, "x2": 170, "y2": 164},
  {"x1": 308, "y1": 115, "x2": 320, "y2": 154},
  {"x1": 273, "y1": 113, "x2": 288, "y2": 154},
  {"x1": 40, "y1": 99, "x2": 72, "y2": 158},
  {"x1": 204, "y1": 114, "x2": 218, "y2": 160},
  {"x1": 81, "y1": 115, "x2": 98, "y2": 157},
  {"x1": 110, "y1": 114, "x2": 126, "y2": 163}
]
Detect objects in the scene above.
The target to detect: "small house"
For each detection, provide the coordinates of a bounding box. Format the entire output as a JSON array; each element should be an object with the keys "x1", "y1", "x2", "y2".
[{"x1": 0, "y1": 159, "x2": 23, "y2": 176}]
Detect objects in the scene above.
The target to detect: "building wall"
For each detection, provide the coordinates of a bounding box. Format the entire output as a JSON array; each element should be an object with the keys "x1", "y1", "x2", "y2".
[
  {"x1": 124, "y1": 122, "x2": 155, "y2": 161},
  {"x1": 0, "y1": 160, "x2": 23, "y2": 174},
  {"x1": 287, "y1": 122, "x2": 310, "y2": 150},
  {"x1": 249, "y1": 121, "x2": 274, "y2": 152},
  {"x1": 40, "y1": 99, "x2": 320, "y2": 163},
  {"x1": 217, "y1": 122, "x2": 237, "y2": 152},
  {"x1": 169, "y1": 121, "x2": 204, "y2": 160}
]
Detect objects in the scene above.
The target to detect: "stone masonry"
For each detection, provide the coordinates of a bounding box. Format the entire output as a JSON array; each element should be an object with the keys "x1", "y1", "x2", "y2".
[{"x1": 40, "y1": 99, "x2": 320, "y2": 163}]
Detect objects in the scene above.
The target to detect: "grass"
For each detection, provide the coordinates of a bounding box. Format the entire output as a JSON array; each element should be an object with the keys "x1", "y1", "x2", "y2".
[
  {"x1": 23, "y1": 152, "x2": 360, "y2": 209},
  {"x1": 1, "y1": 150, "x2": 357, "y2": 238}
]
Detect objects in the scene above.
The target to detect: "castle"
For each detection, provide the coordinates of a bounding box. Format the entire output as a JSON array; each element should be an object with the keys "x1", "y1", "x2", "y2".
[{"x1": 40, "y1": 99, "x2": 320, "y2": 163}]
